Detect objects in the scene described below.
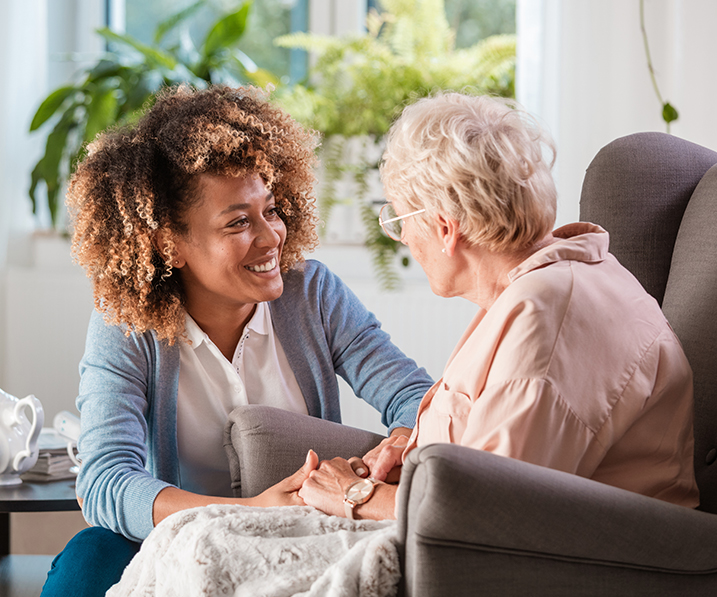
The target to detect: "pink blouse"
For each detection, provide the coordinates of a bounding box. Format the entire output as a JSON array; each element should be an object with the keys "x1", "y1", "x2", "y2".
[{"x1": 405, "y1": 222, "x2": 699, "y2": 507}]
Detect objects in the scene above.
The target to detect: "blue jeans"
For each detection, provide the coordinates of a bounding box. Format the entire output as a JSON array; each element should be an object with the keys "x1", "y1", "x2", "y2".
[{"x1": 40, "y1": 527, "x2": 141, "y2": 597}]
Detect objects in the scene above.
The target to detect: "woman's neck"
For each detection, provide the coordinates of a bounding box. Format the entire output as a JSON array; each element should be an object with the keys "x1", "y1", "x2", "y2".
[
  {"x1": 462, "y1": 233, "x2": 556, "y2": 310},
  {"x1": 186, "y1": 302, "x2": 257, "y2": 361}
]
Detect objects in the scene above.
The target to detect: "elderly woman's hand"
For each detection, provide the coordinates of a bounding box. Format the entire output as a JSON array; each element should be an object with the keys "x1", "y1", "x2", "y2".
[
  {"x1": 298, "y1": 457, "x2": 359, "y2": 517},
  {"x1": 300, "y1": 456, "x2": 398, "y2": 520},
  {"x1": 354, "y1": 434, "x2": 409, "y2": 483}
]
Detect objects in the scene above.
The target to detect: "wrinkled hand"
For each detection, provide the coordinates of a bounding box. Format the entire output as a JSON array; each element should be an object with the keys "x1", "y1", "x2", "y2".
[
  {"x1": 299, "y1": 457, "x2": 362, "y2": 517},
  {"x1": 355, "y1": 434, "x2": 409, "y2": 483},
  {"x1": 253, "y1": 450, "x2": 319, "y2": 507}
]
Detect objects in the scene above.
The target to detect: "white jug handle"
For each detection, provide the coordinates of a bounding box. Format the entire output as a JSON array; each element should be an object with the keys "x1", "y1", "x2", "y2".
[
  {"x1": 67, "y1": 441, "x2": 81, "y2": 467},
  {"x1": 12, "y1": 394, "x2": 45, "y2": 471}
]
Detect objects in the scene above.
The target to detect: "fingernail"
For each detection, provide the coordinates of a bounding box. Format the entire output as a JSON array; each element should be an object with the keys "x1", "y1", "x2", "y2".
[
  {"x1": 356, "y1": 467, "x2": 366, "y2": 476},
  {"x1": 306, "y1": 450, "x2": 312, "y2": 463}
]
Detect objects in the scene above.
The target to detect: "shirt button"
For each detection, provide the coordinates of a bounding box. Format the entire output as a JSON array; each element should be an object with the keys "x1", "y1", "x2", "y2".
[{"x1": 707, "y1": 448, "x2": 717, "y2": 465}]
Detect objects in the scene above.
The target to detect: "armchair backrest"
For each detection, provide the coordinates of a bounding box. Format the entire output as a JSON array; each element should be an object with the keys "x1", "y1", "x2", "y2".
[{"x1": 580, "y1": 132, "x2": 717, "y2": 513}]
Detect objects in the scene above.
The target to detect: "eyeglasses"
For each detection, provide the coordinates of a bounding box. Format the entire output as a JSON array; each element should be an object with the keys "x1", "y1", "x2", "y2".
[{"x1": 378, "y1": 203, "x2": 426, "y2": 241}]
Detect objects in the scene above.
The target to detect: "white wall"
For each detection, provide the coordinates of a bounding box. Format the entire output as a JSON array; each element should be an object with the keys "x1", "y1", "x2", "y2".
[
  {"x1": 310, "y1": 0, "x2": 367, "y2": 35},
  {"x1": 0, "y1": 0, "x2": 50, "y2": 396},
  {"x1": 4, "y1": 238, "x2": 93, "y2": 423},
  {"x1": 517, "y1": 0, "x2": 717, "y2": 227},
  {"x1": 0, "y1": 0, "x2": 102, "y2": 418}
]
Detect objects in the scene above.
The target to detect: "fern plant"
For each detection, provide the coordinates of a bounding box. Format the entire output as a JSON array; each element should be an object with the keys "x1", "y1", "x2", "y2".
[{"x1": 275, "y1": 0, "x2": 516, "y2": 289}]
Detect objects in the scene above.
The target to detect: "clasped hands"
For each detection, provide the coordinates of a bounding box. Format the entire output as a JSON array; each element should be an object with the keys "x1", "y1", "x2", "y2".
[{"x1": 255, "y1": 434, "x2": 410, "y2": 520}]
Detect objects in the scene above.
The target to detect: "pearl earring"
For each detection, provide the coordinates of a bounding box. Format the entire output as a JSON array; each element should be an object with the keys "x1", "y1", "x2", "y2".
[{"x1": 441, "y1": 248, "x2": 446, "y2": 254}]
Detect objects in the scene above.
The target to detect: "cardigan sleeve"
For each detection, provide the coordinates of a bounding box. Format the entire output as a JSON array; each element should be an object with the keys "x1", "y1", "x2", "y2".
[
  {"x1": 273, "y1": 261, "x2": 434, "y2": 432},
  {"x1": 75, "y1": 310, "x2": 173, "y2": 542}
]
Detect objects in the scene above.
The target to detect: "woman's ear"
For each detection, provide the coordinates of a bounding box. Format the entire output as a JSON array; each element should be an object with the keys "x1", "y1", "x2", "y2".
[
  {"x1": 434, "y1": 213, "x2": 461, "y2": 257},
  {"x1": 154, "y1": 228, "x2": 185, "y2": 269}
]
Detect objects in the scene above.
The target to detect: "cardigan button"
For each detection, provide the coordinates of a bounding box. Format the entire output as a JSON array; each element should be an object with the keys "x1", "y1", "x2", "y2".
[{"x1": 707, "y1": 448, "x2": 717, "y2": 465}]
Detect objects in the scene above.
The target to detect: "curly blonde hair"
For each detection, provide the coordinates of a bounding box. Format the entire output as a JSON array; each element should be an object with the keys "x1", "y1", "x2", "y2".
[
  {"x1": 381, "y1": 93, "x2": 557, "y2": 253},
  {"x1": 67, "y1": 85, "x2": 319, "y2": 344}
]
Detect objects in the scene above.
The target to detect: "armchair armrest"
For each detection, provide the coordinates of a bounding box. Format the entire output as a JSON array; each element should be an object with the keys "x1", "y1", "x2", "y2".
[
  {"x1": 397, "y1": 444, "x2": 717, "y2": 596},
  {"x1": 224, "y1": 405, "x2": 385, "y2": 498}
]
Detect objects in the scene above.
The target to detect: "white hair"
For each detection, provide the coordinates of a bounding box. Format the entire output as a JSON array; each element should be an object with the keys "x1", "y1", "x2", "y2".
[{"x1": 380, "y1": 93, "x2": 557, "y2": 252}]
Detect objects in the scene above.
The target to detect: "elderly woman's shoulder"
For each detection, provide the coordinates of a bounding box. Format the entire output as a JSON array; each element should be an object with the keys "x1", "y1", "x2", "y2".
[{"x1": 504, "y1": 261, "x2": 575, "y2": 311}]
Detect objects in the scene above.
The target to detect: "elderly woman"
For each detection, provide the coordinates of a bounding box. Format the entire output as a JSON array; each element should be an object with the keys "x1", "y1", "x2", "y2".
[
  {"x1": 299, "y1": 92, "x2": 699, "y2": 520},
  {"x1": 40, "y1": 85, "x2": 433, "y2": 596}
]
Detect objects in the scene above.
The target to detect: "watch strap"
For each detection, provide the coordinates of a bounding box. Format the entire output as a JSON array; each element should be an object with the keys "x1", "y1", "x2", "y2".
[
  {"x1": 343, "y1": 478, "x2": 377, "y2": 519},
  {"x1": 343, "y1": 498, "x2": 358, "y2": 520}
]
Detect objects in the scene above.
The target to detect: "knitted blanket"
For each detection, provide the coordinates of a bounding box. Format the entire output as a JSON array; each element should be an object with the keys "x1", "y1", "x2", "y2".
[{"x1": 107, "y1": 504, "x2": 400, "y2": 597}]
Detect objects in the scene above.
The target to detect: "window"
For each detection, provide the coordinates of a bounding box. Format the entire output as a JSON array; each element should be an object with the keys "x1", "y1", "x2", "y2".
[
  {"x1": 114, "y1": 1, "x2": 516, "y2": 83},
  {"x1": 444, "y1": 0, "x2": 516, "y2": 46},
  {"x1": 366, "y1": 0, "x2": 516, "y2": 46},
  {"x1": 116, "y1": 0, "x2": 305, "y2": 84}
]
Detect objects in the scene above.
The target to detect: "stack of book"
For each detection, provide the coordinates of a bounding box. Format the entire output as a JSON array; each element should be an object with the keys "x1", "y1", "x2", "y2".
[{"x1": 22, "y1": 428, "x2": 78, "y2": 482}]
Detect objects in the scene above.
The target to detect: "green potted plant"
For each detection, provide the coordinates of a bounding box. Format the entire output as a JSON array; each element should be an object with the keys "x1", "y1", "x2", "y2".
[
  {"x1": 275, "y1": 0, "x2": 516, "y2": 289},
  {"x1": 28, "y1": 0, "x2": 277, "y2": 232}
]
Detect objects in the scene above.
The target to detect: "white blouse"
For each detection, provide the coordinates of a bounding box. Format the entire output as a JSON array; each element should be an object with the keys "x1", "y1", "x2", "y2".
[{"x1": 176, "y1": 303, "x2": 307, "y2": 497}]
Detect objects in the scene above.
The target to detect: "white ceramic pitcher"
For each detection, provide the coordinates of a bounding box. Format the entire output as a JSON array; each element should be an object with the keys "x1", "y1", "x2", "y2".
[{"x1": 0, "y1": 389, "x2": 44, "y2": 486}]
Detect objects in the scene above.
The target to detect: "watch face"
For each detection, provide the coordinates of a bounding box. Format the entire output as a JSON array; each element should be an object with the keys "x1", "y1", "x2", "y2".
[{"x1": 346, "y1": 479, "x2": 375, "y2": 503}]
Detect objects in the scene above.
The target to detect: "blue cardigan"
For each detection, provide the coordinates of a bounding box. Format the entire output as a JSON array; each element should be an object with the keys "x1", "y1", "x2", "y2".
[{"x1": 75, "y1": 260, "x2": 433, "y2": 541}]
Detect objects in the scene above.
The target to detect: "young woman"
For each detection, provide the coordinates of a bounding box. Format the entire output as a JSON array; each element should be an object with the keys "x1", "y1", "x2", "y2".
[{"x1": 41, "y1": 85, "x2": 433, "y2": 596}]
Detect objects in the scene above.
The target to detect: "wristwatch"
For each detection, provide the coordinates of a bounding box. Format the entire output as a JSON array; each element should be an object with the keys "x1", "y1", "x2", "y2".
[{"x1": 343, "y1": 478, "x2": 377, "y2": 519}]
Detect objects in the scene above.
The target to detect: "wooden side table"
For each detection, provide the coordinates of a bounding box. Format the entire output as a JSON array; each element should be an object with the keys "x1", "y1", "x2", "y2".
[{"x1": 0, "y1": 479, "x2": 80, "y2": 597}]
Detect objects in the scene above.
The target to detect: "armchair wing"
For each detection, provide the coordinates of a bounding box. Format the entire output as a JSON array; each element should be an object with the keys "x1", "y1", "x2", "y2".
[
  {"x1": 398, "y1": 443, "x2": 717, "y2": 596},
  {"x1": 224, "y1": 404, "x2": 384, "y2": 498}
]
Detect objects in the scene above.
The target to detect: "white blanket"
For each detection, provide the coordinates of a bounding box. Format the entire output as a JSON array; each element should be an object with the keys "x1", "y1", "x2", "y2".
[{"x1": 107, "y1": 505, "x2": 400, "y2": 597}]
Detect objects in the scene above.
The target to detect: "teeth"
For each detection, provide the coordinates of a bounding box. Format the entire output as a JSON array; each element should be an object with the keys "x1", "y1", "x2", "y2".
[{"x1": 246, "y1": 258, "x2": 277, "y2": 273}]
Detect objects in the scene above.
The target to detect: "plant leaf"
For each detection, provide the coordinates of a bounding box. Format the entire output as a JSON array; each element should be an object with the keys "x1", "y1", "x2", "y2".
[
  {"x1": 359, "y1": 197, "x2": 401, "y2": 291},
  {"x1": 29, "y1": 86, "x2": 77, "y2": 131},
  {"x1": 663, "y1": 102, "x2": 679, "y2": 124},
  {"x1": 29, "y1": 108, "x2": 78, "y2": 226},
  {"x1": 165, "y1": 62, "x2": 206, "y2": 87},
  {"x1": 274, "y1": 32, "x2": 337, "y2": 52},
  {"x1": 174, "y1": 27, "x2": 201, "y2": 66},
  {"x1": 202, "y1": 1, "x2": 252, "y2": 59},
  {"x1": 243, "y1": 67, "x2": 279, "y2": 88},
  {"x1": 208, "y1": 65, "x2": 241, "y2": 87},
  {"x1": 86, "y1": 57, "x2": 123, "y2": 82},
  {"x1": 154, "y1": 0, "x2": 206, "y2": 44},
  {"x1": 28, "y1": 165, "x2": 43, "y2": 215},
  {"x1": 97, "y1": 27, "x2": 178, "y2": 70},
  {"x1": 233, "y1": 48, "x2": 258, "y2": 72},
  {"x1": 84, "y1": 86, "x2": 119, "y2": 143},
  {"x1": 231, "y1": 51, "x2": 280, "y2": 87}
]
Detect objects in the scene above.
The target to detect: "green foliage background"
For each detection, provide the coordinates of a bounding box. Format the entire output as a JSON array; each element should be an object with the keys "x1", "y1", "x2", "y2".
[
  {"x1": 27, "y1": 0, "x2": 516, "y2": 291},
  {"x1": 274, "y1": 0, "x2": 516, "y2": 289},
  {"x1": 28, "y1": 0, "x2": 279, "y2": 230}
]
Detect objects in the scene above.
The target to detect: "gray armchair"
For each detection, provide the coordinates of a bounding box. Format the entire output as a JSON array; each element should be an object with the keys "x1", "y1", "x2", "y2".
[{"x1": 225, "y1": 132, "x2": 717, "y2": 595}]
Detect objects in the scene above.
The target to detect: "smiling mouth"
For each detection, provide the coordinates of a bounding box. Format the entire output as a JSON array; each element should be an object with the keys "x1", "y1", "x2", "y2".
[{"x1": 245, "y1": 257, "x2": 278, "y2": 273}]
